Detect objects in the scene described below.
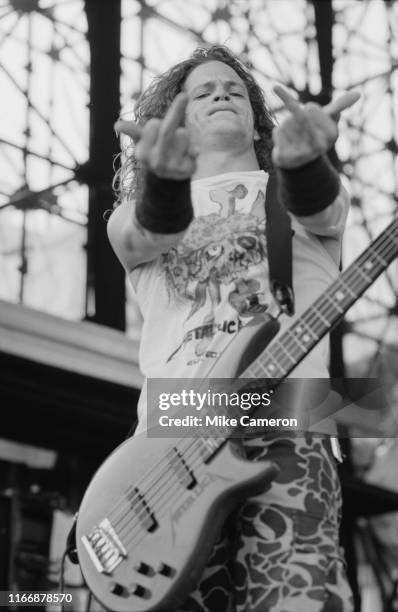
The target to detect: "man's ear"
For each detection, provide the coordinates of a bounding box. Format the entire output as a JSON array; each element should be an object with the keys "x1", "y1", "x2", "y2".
[{"x1": 254, "y1": 129, "x2": 260, "y2": 141}]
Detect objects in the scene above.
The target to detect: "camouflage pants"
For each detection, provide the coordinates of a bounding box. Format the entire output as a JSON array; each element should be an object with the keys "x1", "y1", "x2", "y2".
[{"x1": 178, "y1": 435, "x2": 354, "y2": 612}]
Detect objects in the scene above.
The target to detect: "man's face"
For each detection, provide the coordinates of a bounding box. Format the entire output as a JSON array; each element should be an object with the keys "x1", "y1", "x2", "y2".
[{"x1": 183, "y1": 60, "x2": 258, "y2": 151}]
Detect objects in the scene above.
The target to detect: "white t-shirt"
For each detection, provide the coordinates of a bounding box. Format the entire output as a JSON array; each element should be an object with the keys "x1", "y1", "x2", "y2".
[{"x1": 130, "y1": 170, "x2": 349, "y2": 433}]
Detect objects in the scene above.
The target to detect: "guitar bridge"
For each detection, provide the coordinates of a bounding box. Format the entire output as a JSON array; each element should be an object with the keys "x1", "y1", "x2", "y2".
[{"x1": 81, "y1": 518, "x2": 127, "y2": 574}]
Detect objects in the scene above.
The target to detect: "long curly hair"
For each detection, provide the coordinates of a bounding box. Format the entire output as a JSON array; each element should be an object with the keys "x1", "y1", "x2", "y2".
[{"x1": 113, "y1": 45, "x2": 275, "y2": 206}]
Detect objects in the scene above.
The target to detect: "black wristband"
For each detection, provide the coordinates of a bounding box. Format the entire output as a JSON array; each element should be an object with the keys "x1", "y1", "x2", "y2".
[
  {"x1": 276, "y1": 155, "x2": 340, "y2": 216},
  {"x1": 135, "y1": 171, "x2": 193, "y2": 234}
]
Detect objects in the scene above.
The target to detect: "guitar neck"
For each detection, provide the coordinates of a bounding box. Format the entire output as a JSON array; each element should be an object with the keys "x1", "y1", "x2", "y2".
[
  {"x1": 200, "y1": 217, "x2": 398, "y2": 454},
  {"x1": 241, "y1": 216, "x2": 398, "y2": 381}
]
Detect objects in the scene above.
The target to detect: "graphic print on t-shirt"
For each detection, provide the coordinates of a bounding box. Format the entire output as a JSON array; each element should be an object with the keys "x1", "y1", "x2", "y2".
[{"x1": 162, "y1": 183, "x2": 272, "y2": 363}]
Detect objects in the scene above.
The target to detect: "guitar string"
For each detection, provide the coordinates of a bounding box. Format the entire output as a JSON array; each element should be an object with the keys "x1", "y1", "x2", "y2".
[
  {"x1": 105, "y1": 397, "x2": 248, "y2": 529},
  {"x1": 102, "y1": 420, "x2": 229, "y2": 529},
  {"x1": 111, "y1": 357, "x2": 292, "y2": 536},
  {"x1": 114, "y1": 435, "x2": 230, "y2": 537},
  {"x1": 119, "y1": 444, "x2": 219, "y2": 543},
  {"x1": 121, "y1": 437, "x2": 250, "y2": 548},
  {"x1": 105, "y1": 233, "x2": 398, "y2": 544},
  {"x1": 123, "y1": 234, "x2": 398, "y2": 540},
  {"x1": 112, "y1": 245, "x2": 398, "y2": 552},
  {"x1": 110, "y1": 375, "x2": 271, "y2": 537},
  {"x1": 110, "y1": 243, "x2": 398, "y2": 556},
  {"x1": 242, "y1": 241, "x2": 397, "y2": 381},
  {"x1": 98, "y1": 231, "x2": 398, "y2": 544},
  {"x1": 93, "y1": 232, "x2": 398, "y2": 549},
  {"x1": 107, "y1": 435, "x2": 224, "y2": 531},
  {"x1": 234, "y1": 220, "x2": 398, "y2": 381},
  {"x1": 247, "y1": 227, "x2": 398, "y2": 378},
  {"x1": 117, "y1": 236, "x2": 398, "y2": 545}
]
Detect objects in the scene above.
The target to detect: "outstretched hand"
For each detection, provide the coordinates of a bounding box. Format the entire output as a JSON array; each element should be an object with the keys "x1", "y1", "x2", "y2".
[
  {"x1": 114, "y1": 93, "x2": 198, "y2": 180},
  {"x1": 272, "y1": 86, "x2": 360, "y2": 169}
]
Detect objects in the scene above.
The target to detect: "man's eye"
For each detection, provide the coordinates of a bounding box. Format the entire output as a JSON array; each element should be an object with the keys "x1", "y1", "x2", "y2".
[
  {"x1": 231, "y1": 92, "x2": 243, "y2": 97},
  {"x1": 195, "y1": 93, "x2": 209, "y2": 99}
]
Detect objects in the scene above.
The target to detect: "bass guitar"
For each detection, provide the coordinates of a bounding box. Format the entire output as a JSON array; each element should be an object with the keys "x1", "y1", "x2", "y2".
[{"x1": 77, "y1": 217, "x2": 398, "y2": 611}]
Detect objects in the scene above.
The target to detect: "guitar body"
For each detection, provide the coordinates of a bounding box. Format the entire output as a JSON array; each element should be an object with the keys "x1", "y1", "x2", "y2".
[
  {"x1": 77, "y1": 316, "x2": 280, "y2": 611},
  {"x1": 76, "y1": 437, "x2": 278, "y2": 611}
]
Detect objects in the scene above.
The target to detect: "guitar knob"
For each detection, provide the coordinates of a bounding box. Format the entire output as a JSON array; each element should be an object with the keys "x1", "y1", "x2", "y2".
[
  {"x1": 156, "y1": 562, "x2": 174, "y2": 577},
  {"x1": 109, "y1": 582, "x2": 127, "y2": 597},
  {"x1": 134, "y1": 561, "x2": 152, "y2": 575},
  {"x1": 131, "y1": 583, "x2": 148, "y2": 598}
]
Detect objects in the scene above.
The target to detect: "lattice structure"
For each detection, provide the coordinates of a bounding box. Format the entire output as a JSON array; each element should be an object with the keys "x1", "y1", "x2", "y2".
[
  {"x1": 120, "y1": 0, "x2": 322, "y2": 116},
  {"x1": 120, "y1": 0, "x2": 398, "y2": 390},
  {"x1": 1, "y1": 0, "x2": 397, "y2": 393},
  {"x1": 0, "y1": 0, "x2": 89, "y2": 319},
  {"x1": 331, "y1": 1, "x2": 398, "y2": 400}
]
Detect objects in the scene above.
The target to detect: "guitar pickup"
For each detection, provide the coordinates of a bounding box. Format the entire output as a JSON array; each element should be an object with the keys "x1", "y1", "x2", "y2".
[
  {"x1": 127, "y1": 488, "x2": 158, "y2": 532},
  {"x1": 81, "y1": 518, "x2": 127, "y2": 574},
  {"x1": 167, "y1": 447, "x2": 197, "y2": 489}
]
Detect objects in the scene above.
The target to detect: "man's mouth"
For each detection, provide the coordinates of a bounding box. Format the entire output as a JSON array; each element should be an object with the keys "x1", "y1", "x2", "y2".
[{"x1": 208, "y1": 107, "x2": 236, "y2": 116}]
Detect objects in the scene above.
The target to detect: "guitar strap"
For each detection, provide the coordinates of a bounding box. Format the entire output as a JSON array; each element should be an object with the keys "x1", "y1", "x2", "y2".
[
  {"x1": 264, "y1": 175, "x2": 344, "y2": 463},
  {"x1": 264, "y1": 172, "x2": 295, "y2": 316}
]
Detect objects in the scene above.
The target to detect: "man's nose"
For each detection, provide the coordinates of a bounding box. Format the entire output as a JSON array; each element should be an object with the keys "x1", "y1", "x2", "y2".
[{"x1": 212, "y1": 89, "x2": 231, "y2": 101}]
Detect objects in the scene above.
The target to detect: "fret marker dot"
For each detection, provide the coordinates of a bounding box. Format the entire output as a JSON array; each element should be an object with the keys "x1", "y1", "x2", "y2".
[
  {"x1": 303, "y1": 334, "x2": 310, "y2": 342},
  {"x1": 268, "y1": 364, "x2": 275, "y2": 371},
  {"x1": 335, "y1": 291, "x2": 345, "y2": 301},
  {"x1": 364, "y1": 261, "x2": 373, "y2": 270},
  {"x1": 295, "y1": 327, "x2": 302, "y2": 334}
]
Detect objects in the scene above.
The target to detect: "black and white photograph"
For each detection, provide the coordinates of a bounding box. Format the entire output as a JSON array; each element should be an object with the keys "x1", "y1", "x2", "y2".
[{"x1": 0, "y1": 1, "x2": 398, "y2": 611}]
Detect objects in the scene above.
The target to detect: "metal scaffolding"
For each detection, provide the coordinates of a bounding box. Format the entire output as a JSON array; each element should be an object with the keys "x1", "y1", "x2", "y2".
[{"x1": 0, "y1": 0, "x2": 397, "y2": 383}]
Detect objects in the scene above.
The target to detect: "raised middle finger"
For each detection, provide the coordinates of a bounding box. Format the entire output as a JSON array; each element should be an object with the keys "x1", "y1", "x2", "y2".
[
  {"x1": 273, "y1": 85, "x2": 320, "y2": 144},
  {"x1": 274, "y1": 85, "x2": 307, "y2": 120},
  {"x1": 158, "y1": 92, "x2": 189, "y2": 141}
]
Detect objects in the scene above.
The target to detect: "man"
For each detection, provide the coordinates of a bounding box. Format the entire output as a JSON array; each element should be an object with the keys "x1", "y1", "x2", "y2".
[{"x1": 110, "y1": 45, "x2": 358, "y2": 612}]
